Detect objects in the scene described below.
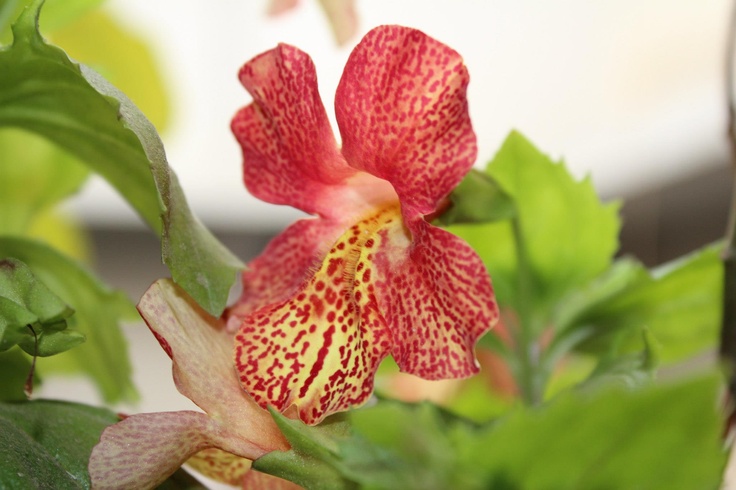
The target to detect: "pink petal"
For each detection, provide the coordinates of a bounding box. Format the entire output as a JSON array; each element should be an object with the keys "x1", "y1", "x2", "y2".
[
  {"x1": 233, "y1": 206, "x2": 401, "y2": 425},
  {"x1": 372, "y1": 219, "x2": 498, "y2": 379},
  {"x1": 317, "y1": 0, "x2": 358, "y2": 46},
  {"x1": 137, "y1": 279, "x2": 288, "y2": 452},
  {"x1": 232, "y1": 44, "x2": 355, "y2": 218},
  {"x1": 242, "y1": 469, "x2": 305, "y2": 489},
  {"x1": 89, "y1": 411, "x2": 256, "y2": 489},
  {"x1": 335, "y1": 25, "x2": 477, "y2": 217},
  {"x1": 226, "y1": 218, "x2": 344, "y2": 330},
  {"x1": 267, "y1": 0, "x2": 299, "y2": 16}
]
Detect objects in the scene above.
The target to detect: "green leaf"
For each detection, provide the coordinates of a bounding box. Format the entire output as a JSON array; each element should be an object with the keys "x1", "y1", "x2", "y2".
[
  {"x1": 156, "y1": 468, "x2": 208, "y2": 490},
  {"x1": 556, "y1": 245, "x2": 722, "y2": 363},
  {"x1": 467, "y1": 376, "x2": 725, "y2": 489},
  {"x1": 0, "y1": 348, "x2": 34, "y2": 401},
  {"x1": 0, "y1": 399, "x2": 118, "y2": 489},
  {"x1": 0, "y1": 128, "x2": 89, "y2": 234},
  {"x1": 259, "y1": 376, "x2": 725, "y2": 489},
  {"x1": 436, "y1": 169, "x2": 516, "y2": 226},
  {"x1": 0, "y1": 237, "x2": 137, "y2": 402},
  {"x1": 254, "y1": 410, "x2": 354, "y2": 490},
  {"x1": 1, "y1": 0, "x2": 104, "y2": 44},
  {"x1": 0, "y1": 257, "x2": 84, "y2": 357},
  {"x1": 0, "y1": 1, "x2": 242, "y2": 315},
  {"x1": 448, "y1": 131, "x2": 620, "y2": 316}
]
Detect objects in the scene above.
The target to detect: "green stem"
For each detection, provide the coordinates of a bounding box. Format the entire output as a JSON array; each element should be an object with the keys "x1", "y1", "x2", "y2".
[{"x1": 510, "y1": 217, "x2": 546, "y2": 405}]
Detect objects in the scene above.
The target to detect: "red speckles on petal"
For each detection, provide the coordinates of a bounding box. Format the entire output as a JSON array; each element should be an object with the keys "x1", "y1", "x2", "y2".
[
  {"x1": 371, "y1": 218, "x2": 498, "y2": 380},
  {"x1": 335, "y1": 26, "x2": 477, "y2": 217},
  {"x1": 233, "y1": 205, "x2": 400, "y2": 424}
]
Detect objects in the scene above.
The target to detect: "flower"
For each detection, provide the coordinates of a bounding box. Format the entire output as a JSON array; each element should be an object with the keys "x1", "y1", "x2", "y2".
[
  {"x1": 228, "y1": 25, "x2": 499, "y2": 425},
  {"x1": 88, "y1": 280, "x2": 289, "y2": 489},
  {"x1": 267, "y1": 0, "x2": 358, "y2": 46}
]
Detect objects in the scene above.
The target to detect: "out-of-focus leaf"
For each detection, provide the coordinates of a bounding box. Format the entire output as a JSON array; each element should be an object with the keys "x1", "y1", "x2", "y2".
[
  {"x1": 555, "y1": 246, "x2": 722, "y2": 363},
  {"x1": 449, "y1": 131, "x2": 620, "y2": 319},
  {"x1": 260, "y1": 376, "x2": 724, "y2": 489},
  {"x1": 0, "y1": 399, "x2": 118, "y2": 489},
  {"x1": 0, "y1": 257, "x2": 84, "y2": 356},
  {"x1": 0, "y1": 1, "x2": 242, "y2": 316},
  {"x1": 0, "y1": 348, "x2": 34, "y2": 401},
  {"x1": 0, "y1": 237, "x2": 137, "y2": 402},
  {"x1": 578, "y1": 329, "x2": 659, "y2": 391},
  {"x1": 436, "y1": 169, "x2": 516, "y2": 226},
  {"x1": 0, "y1": 128, "x2": 89, "y2": 234},
  {"x1": 1, "y1": 0, "x2": 103, "y2": 43},
  {"x1": 50, "y1": 8, "x2": 170, "y2": 131}
]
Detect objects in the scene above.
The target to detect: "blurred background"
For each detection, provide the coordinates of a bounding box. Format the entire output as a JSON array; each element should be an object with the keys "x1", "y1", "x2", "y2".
[{"x1": 34, "y1": 0, "x2": 732, "y2": 431}]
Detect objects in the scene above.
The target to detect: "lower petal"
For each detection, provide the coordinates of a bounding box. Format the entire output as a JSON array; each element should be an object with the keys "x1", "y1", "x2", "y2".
[
  {"x1": 226, "y1": 217, "x2": 344, "y2": 330},
  {"x1": 373, "y1": 219, "x2": 499, "y2": 379},
  {"x1": 233, "y1": 207, "x2": 399, "y2": 425}
]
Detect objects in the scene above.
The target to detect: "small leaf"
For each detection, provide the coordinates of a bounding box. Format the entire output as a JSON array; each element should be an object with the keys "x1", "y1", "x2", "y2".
[
  {"x1": 449, "y1": 131, "x2": 620, "y2": 317},
  {"x1": 0, "y1": 237, "x2": 137, "y2": 402},
  {"x1": 0, "y1": 257, "x2": 83, "y2": 357},
  {"x1": 0, "y1": 399, "x2": 119, "y2": 489},
  {"x1": 436, "y1": 169, "x2": 516, "y2": 226},
  {"x1": 1, "y1": 0, "x2": 242, "y2": 315}
]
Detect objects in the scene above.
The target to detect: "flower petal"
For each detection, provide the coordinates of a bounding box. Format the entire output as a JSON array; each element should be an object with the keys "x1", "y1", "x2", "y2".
[
  {"x1": 89, "y1": 411, "x2": 251, "y2": 489},
  {"x1": 185, "y1": 447, "x2": 251, "y2": 485},
  {"x1": 233, "y1": 206, "x2": 400, "y2": 425},
  {"x1": 226, "y1": 218, "x2": 344, "y2": 330},
  {"x1": 335, "y1": 25, "x2": 477, "y2": 216},
  {"x1": 317, "y1": 0, "x2": 358, "y2": 46},
  {"x1": 137, "y1": 279, "x2": 288, "y2": 452},
  {"x1": 242, "y1": 469, "x2": 305, "y2": 489},
  {"x1": 373, "y1": 219, "x2": 498, "y2": 379},
  {"x1": 232, "y1": 43, "x2": 354, "y2": 217}
]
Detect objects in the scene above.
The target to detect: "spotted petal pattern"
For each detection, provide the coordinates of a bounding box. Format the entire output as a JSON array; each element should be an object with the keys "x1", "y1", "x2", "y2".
[{"x1": 336, "y1": 26, "x2": 476, "y2": 217}]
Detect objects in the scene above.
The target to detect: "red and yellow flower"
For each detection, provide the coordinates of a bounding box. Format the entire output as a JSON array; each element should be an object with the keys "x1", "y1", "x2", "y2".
[{"x1": 228, "y1": 25, "x2": 499, "y2": 425}]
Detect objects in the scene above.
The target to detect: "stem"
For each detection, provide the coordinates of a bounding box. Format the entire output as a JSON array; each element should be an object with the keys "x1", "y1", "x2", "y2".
[
  {"x1": 510, "y1": 217, "x2": 545, "y2": 405},
  {"x1": 24, "y1": 324, "x2": 38, "y2": 399}
]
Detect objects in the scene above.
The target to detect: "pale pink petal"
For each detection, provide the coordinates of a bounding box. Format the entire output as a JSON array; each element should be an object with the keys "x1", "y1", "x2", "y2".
[
  {"x1": 335, "y1": 25, "x2": 477, "y2": 217},
  {"x1": 226, "y1": 218, "x2": 344, "y2": 330},
  {"x1": 267, "y1": 0, "x2": 299, "y2": 16},
  {"x1": 233, "y1": 206, "x2": 400, "y2": 425},
  {"x1": 232, "y1": 44, "x2": 355, "y2": 218},
  {"x1": 317, "y1": 0, "x2": 358, "y2": 46},
  {"x1": 137, "y1": 280, "x2": 288, "y2": 451},
  {"x1": 372, "y1": 219, "x2": 498, "y2": 379},
  {"x1": 89, "y1": 411, "x2": 260, "y2": 490}
]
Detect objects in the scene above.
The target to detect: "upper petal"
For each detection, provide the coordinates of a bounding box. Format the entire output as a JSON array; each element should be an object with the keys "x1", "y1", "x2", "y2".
[
  {"x1": 136, "y1": 279, "x2": 288, "y2": 452},
  {"x1": 232, "y1": 43, "x2": 355, "y2": 217},
  {"x1": 372, "y1": 219, "x2": 498, "y2": 379},
  {"x1": 335, "y1": 25, "x2": 477, "y2": 217}
]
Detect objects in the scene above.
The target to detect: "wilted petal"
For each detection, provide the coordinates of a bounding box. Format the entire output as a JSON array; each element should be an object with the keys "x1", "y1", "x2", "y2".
[
  {"x1": 234, "y1": 206, "x2": 401, "y2": 424},
  {"x1": 232, "y1": 44, "x2": 354, "y2": 218},
  {"x1": 373, "y1": 219, "x2": 498, "y2": 379},
  {"x1": 137, "y1": 279, "x2": 288, "y2": 451},
  {"x1": 90, "y1": 411, "x2": 255, "y2": 490},
  {"x1": 335, "y1": 25, "x2": 476, "y2": 216},
  {"x1": 185, "y1": 447, "x2": 251, "y2": 485},
  {"x1": 317, "y1": 0, "x2": 358, "y2": 46},
  {"x1": 266, "y1": 0, "x2": 299, "y2": 16}
]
